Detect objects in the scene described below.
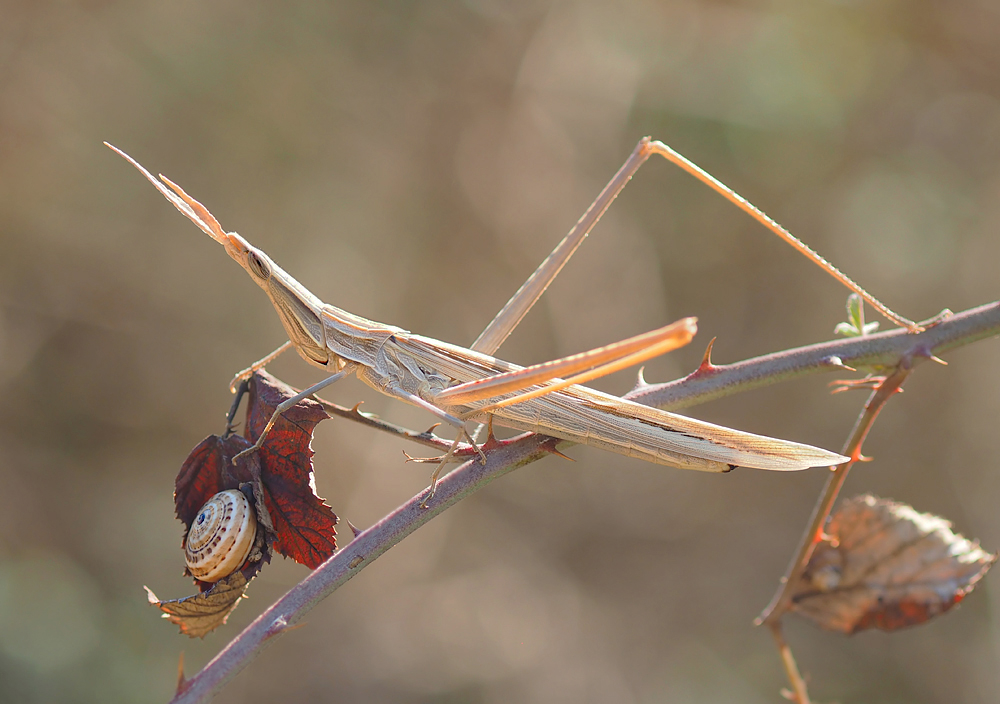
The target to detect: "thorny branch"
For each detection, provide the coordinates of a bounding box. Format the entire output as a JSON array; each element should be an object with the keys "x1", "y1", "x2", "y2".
[
  {"x1": 756, "y1": 364, "x2": 912, "y2": 627},
  {"x1": 626, "y1": 301, "x2": 998, "y2": 410},
  {"x1": 170, "y1": 301, "x2": 1000, "y2": 704},
  {"x1": 739, "y1": 309, "x2": 999, "y2": 702}
]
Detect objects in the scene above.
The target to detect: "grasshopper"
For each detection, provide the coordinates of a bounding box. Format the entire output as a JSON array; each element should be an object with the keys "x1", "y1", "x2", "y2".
[{"x1": 109, "y1": 139, "x2": 871, "y2": 503}]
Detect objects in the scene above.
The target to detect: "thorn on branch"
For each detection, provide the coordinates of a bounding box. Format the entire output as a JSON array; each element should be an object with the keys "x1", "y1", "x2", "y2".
[
  {"x1": 821, "y1": 355, "x2": 857, "y2": 372},
  {"x1": 481, "y1": 434, "x2": 502, "y2": 452},
  {"x1": 909, "y1": 342, "x2": 948, "y2": 366},
  {"x1": 266, "y1": 615, "x2": 305, "y2": 638},
  {"x1": 634, "y1": 366, "x2": 649, "y2": 390},
  {"x1": 348, "y1": 520, "x2": 362, "y2": 538},
  {"x1": 176, "y1": 652, "x2": 189, "y2": 696},
  {"x1": 689, "y1": 337, "x2": 719, "y2": 377},
  {"x1": 541, "y1": 438, "x2": 575, "y2": 462}
]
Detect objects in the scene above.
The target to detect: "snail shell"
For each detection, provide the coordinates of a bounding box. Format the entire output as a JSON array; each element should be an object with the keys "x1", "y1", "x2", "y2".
[{"x1": 184, "y1": 489, "x2": 257, "y2": 582}]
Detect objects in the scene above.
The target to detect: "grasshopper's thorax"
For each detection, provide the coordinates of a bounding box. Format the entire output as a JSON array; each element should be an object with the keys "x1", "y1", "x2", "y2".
[
  {"x1": 229, "y1": 233, "x2": 332, "y2": 369},
  {"x1": 265, "y1": 273, "x2": 330, "y2": 368}
]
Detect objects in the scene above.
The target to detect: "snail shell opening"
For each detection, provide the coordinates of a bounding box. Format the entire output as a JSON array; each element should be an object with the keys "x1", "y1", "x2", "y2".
[{"x1": 184, "y1": 489, "x2": 257, "y2": 583}]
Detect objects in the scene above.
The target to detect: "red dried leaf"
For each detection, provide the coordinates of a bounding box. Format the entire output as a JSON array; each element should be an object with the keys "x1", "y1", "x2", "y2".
[
  {"x1": 156, "y1": 371, "x2": 337, "y2": 633},
  {"x1": 261, "y1": 481, "x2": 339, "y2": 568},
  {"x1": 791, "y1": 494, "x2": 996, "y2": 633},
  {"x1": 245, "y1": 371, "x2": 338, "y2": 568},
  {"x1": 174, "y1": 434, "x2": 253, "y2": 527},
  {"x1": 172, "y1": 432, "x2": 273, "y2": 593},
  {"x1": 172, "y1": 371, "x2": 337, "y2": 570}
]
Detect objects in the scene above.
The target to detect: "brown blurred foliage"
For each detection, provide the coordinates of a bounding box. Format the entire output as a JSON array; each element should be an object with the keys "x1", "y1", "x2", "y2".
[{"x1": 2, "y1": 1, "x2": 1000, "y2": 702}]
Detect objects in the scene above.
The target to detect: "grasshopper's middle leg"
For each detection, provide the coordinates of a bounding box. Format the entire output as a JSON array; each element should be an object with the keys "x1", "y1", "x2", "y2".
[{"x1": 386, "y1": 387, "x2": 486, "y2": 507}]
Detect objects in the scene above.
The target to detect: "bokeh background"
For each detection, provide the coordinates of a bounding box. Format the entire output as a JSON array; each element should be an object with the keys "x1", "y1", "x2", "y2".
[{"x1": 2, "y1": 1, "x2": 999, "y2": 702}]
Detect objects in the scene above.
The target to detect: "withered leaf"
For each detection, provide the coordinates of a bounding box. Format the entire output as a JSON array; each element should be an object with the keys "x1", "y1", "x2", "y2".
[
  {"x1": 172, "y1": 371, "x2": 337, "y2": 574},
  {"x1": 153, "y1": 371, "x2": 337, "y2": 635},
  {"x1": 791, "y1": 494, "x2": 996, "y2": 633},
  {"x1": 175, "y1": 434, "x2": 253, "y2": 528},
  {"x1": 173, "y1": 432, "x2": 271, "y2": 592},
  {"x1": 245, "y1": 371, "x2": 338, "y2": 568},
  {"x1": 146, "y1": 572, "x2": 249, "y2": 638}
]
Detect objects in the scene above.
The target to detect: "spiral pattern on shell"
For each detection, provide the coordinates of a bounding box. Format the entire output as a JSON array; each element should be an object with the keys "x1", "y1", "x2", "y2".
[{"x1": 184, "y1": 489, "x2": 257, "y2": 582}]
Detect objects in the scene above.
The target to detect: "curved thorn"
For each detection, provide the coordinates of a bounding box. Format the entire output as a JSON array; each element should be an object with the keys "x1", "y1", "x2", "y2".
[
  {"x1": 635, "y1": 365, "x2": 648, "y2": 388},
  {"x1": 691, "y1": 337, "x2": 718, "y2": 376}
]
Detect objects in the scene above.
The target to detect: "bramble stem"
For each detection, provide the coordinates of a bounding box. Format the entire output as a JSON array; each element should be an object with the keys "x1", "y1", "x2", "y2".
[
  {"x1": 169, "y1": 301, "x2": 1000, "y2": 704},
  {"x1": 627, "y1": 301, "x2": 999, "y2": 410}
]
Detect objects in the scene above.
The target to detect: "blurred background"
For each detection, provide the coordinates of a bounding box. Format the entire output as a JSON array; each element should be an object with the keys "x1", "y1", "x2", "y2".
[{"x1": 2, "y1": 1, "x2": 999, "y2": 702}]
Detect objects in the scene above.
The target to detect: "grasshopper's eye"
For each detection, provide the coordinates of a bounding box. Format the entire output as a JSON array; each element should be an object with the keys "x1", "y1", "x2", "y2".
[{"x1": 247, "y1": 251, "x2": 271, "y2": 280}]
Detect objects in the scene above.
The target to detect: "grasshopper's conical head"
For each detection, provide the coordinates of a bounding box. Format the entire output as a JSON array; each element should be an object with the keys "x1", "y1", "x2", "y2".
[{"x1": 108, "y1": 143, "x2": 331, "y2": 368}]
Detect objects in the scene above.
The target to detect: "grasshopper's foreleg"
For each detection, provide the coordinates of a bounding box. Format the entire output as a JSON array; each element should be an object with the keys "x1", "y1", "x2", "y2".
[
  {"x1": 229, "y1": 341, "x2": 294, "y2": 392},
  {"x1": 232, "y1": 365, "x2": 356, "y2": 463}
]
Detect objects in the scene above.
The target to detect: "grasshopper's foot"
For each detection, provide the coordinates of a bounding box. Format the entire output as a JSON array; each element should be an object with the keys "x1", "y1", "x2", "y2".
[
  {"x1": 419, "y1": 476, "x2": 440, "y2": 509},
  {"x1": 468, "y1": 434, "x2": 487, "y2": 465},
  {"x1": 419, "y1": 489, "x2": 435, "y2": 510},
  {"x1": 232, "y1": 441, "x2": 263, "y2": 465},
  {"x1": 231, "y1": 406, "x2": 283, "y2": 464},
  {"x1": 419, "y1": 451, "x2": 452, "y2": 509}
]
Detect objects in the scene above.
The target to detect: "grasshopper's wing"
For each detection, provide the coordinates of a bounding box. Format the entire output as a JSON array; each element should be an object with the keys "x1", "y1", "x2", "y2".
[
  {"x1": 399, "y1": 335, "x2": 847, "y2": 472},
  {"x1": 529, "y1": 385, "x2": 846, "y2": 471}
]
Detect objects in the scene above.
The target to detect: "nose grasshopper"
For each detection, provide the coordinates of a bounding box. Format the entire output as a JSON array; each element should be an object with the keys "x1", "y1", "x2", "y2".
[{"x1": 110, "y1": 138, "x2": 901, "y2": 503}]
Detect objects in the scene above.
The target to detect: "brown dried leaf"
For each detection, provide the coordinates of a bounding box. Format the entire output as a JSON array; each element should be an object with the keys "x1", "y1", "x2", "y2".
[
  {"x1": 791, "y1": 494, "x2": 995, "y2": 633},
  {"x1": 145, "y1": 572, "x2": 249, "y2": 638}
]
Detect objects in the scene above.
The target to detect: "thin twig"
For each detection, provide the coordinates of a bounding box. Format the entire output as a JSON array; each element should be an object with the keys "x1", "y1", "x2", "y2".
[
  {"x1": 756, "y1": 364, "x2": 911, "y2": 627},
  {"x1": 770, "y1": 621, "x2": 810, "y2": 704},
  {"x1": 755, "y1": 359, "x2": 912, "y2": 703},
  {"x1": 169, "y1": 301, "x2": 1000, "y2": 704}
]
